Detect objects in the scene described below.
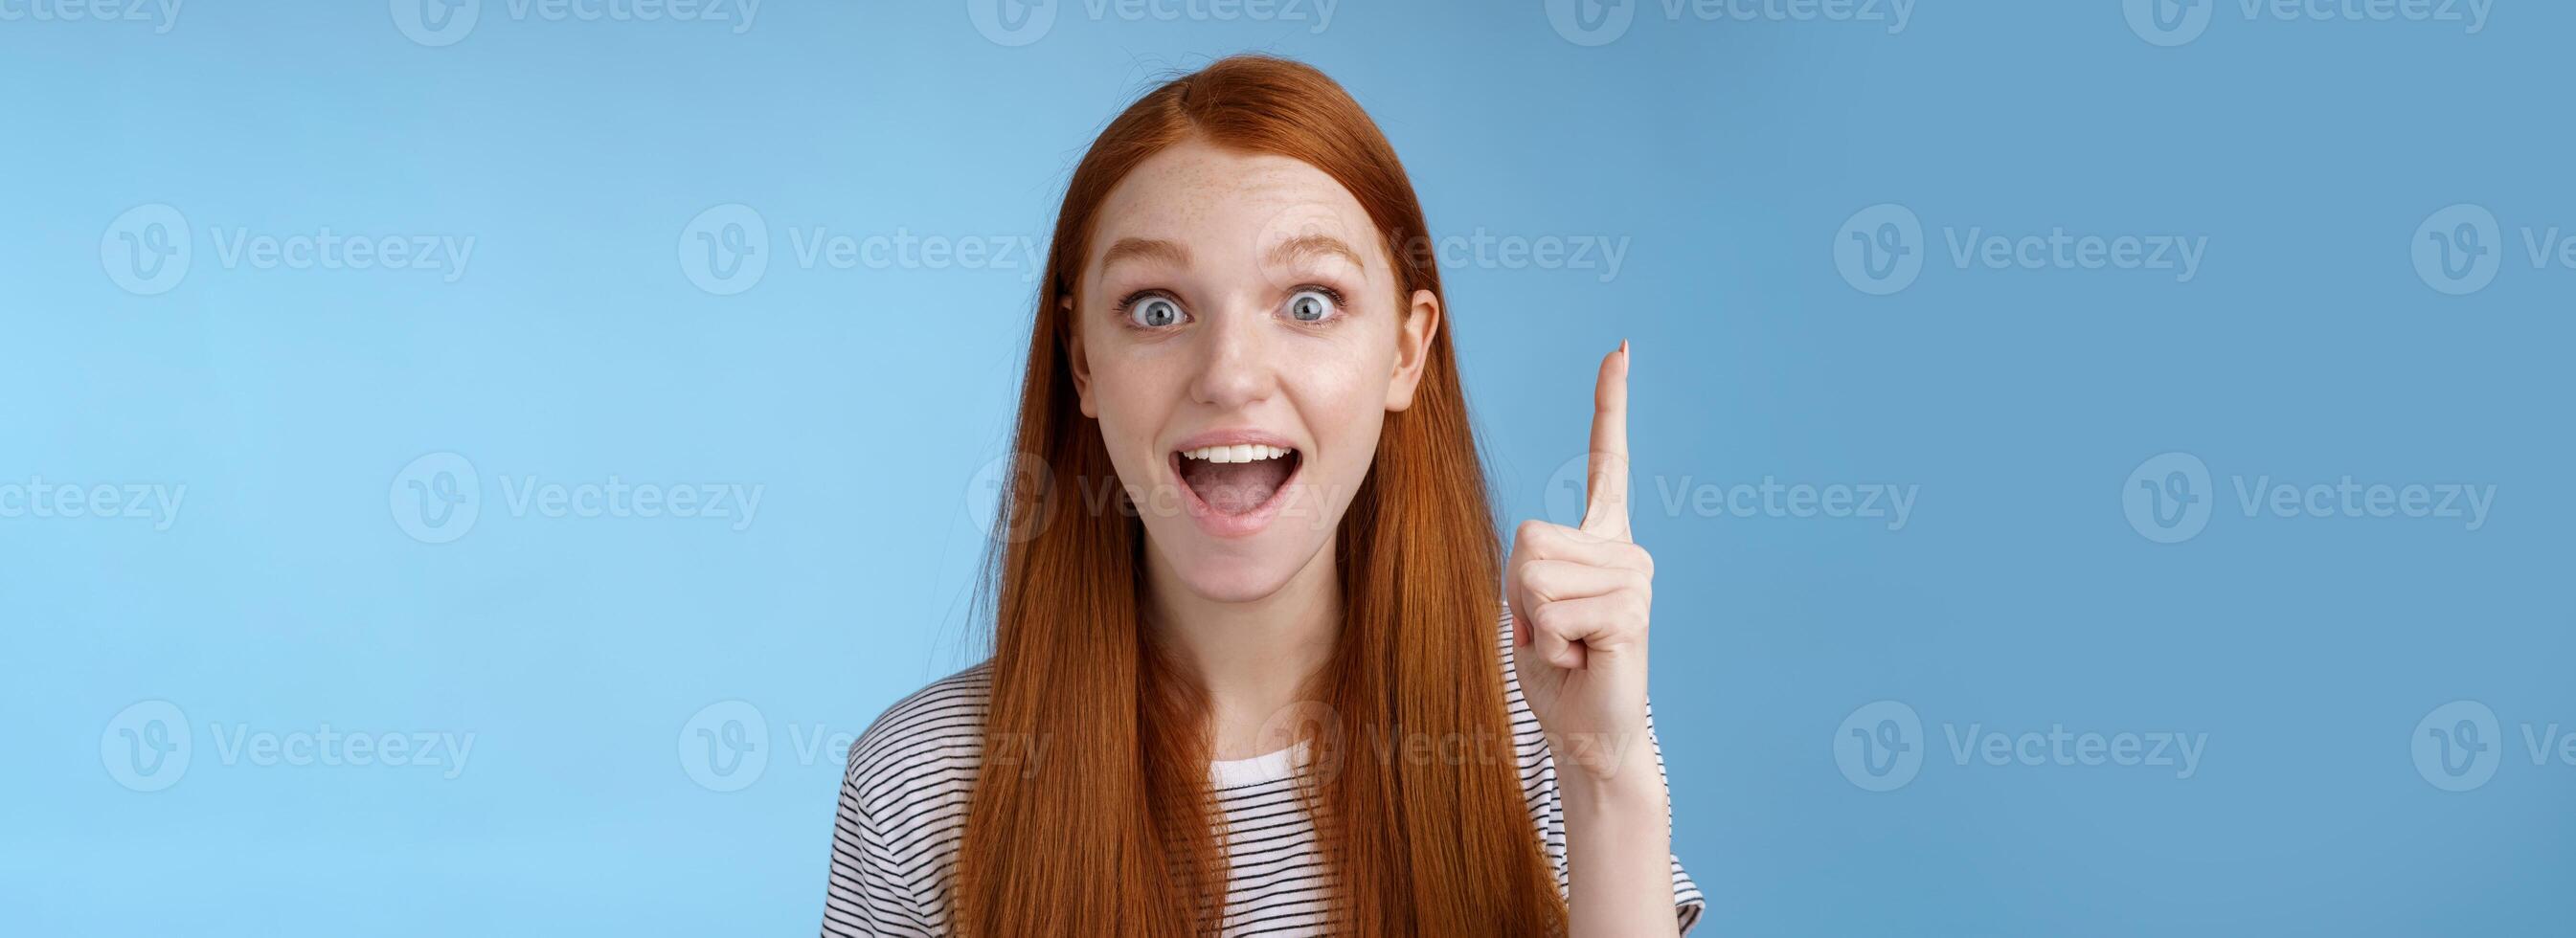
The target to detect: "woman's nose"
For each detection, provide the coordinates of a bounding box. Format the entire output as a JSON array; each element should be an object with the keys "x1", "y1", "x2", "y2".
[{"x1": 1186, "y1": 304, "x2": 1279, "y2": 409}]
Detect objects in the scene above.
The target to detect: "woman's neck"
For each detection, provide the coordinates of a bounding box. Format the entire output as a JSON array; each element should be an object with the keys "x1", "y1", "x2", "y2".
[{"x1": 1141, "y1": 542, "x2": 1341, "y2": 762}]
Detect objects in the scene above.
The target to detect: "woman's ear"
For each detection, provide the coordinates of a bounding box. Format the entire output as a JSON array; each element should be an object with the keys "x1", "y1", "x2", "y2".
[
  {"x1": 1062, "y1": 295, "x2": 1098, "y2": 418},
  {"x1": 1385, "y1": 288, "x2": 1441, "y2": 412}
]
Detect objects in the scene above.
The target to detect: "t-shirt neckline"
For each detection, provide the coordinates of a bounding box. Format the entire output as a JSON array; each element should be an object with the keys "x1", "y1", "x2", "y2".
[{"x1": 1209, "y1": 739, "x2": 1309, "y2": 789}]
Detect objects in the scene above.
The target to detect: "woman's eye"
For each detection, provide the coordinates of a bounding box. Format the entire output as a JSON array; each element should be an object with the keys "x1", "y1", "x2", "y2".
[
  {"x1": 1128, "y1": 296, "x2": 1185, "y2": 328},
  {"x1": 1286, "y1": 289, "x2": 1338, "y2": 323}
]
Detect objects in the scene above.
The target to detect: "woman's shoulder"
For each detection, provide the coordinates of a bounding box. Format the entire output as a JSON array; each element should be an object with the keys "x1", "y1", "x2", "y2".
[
  {"x1": 826, "y1": 664, "x2": 990, "y2": 934},
  {"x1": 842, "y1": 661, "x2": 994, "y2": 818}
]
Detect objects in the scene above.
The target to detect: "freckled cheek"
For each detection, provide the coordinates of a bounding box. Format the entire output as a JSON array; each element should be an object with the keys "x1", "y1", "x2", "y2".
[
  {"x1": 1089, "y1": 358, "x2": 1190, "y2": 472},
  {"x1": 1278, "y1": 353, "x2": 1390, "y2": 484}
]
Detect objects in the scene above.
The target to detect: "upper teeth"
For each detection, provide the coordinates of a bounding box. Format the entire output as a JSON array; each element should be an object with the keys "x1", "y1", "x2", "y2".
[{"x1": 1182, "y1": 444, "x2": 1292, "y2": 463}]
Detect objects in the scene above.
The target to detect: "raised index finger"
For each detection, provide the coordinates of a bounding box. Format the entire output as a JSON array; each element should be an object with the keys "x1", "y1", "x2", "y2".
[{"x1": 1582, "y1": 341, "x2": 1631, "y2": 541}]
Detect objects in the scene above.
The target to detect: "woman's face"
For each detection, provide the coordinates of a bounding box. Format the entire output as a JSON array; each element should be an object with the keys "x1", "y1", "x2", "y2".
[{"x1": 1067, "y1": 139, "x2": 1438, "y2": 604}]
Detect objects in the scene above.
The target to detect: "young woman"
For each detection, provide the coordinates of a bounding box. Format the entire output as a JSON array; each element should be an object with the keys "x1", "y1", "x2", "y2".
[{"x1": 821, "y1": 56, "x2": 1701, "y2": 937}]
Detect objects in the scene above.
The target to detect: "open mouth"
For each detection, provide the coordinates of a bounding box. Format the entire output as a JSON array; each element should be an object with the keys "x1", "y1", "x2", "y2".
[{"x1": 1172, "y1": 443, "x2": 1302, "y2": 517}]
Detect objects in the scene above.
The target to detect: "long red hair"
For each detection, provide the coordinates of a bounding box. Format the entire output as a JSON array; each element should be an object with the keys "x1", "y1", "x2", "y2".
[{"x1": 958, "y1": 55, "x2": 1565, "y2": 936}]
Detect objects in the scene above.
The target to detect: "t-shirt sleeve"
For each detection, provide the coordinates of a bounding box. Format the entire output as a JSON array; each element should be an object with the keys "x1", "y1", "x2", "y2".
[
  {"x1": 1649, "y1": 699, "x2": 1707, "y2": 932},
  {"x1": 1501, "y1": 603, "x2": 1706, "y2": 933},
  {"x1": 821, "y1": 742, "x2": 941, "y2": 936}
]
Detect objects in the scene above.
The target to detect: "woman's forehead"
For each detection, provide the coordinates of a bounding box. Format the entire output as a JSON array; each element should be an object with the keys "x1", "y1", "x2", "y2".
[{"x1": 1088, "y1": 141, "x2": 1380, "y2": 273}]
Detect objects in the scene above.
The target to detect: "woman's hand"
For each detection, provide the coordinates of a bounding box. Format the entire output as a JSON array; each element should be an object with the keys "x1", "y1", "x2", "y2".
[
  {"x1": 1509, "y1": 343, "x2": 1681, "y2": 936},
  {"x1": 1507, "y1": 342, "x2": 1660, "y2": 790}
]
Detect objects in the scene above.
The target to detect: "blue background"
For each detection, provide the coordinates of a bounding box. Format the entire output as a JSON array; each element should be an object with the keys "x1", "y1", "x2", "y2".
[{"x1": 6, "y1": 1, "x2": 2570, "y2": 934}]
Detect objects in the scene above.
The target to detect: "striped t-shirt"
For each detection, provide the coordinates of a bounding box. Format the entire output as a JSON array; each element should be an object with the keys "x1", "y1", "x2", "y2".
[{"x1": 820, "y1": 610, "x2": 1706, "y2": 936}]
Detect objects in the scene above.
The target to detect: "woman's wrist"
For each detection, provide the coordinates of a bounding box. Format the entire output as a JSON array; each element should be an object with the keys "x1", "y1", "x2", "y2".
[
  {"x1": 1556, "y1": 737, "x2": 1680, "y2": 937},
  {"x1": 1555, "y1": 730, "x2": 1667, "y2": 810}
]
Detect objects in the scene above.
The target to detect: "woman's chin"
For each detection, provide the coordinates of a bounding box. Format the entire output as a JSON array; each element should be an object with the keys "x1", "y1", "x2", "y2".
[{"x1": 1148, "y1": 535, "x2": 1320, "y2": 606}]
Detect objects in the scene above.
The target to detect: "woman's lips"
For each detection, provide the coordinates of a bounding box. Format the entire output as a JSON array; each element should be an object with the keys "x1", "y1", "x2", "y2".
[{"x1": 1168, "y1": 446, "x2": 1302, "y2": 537}]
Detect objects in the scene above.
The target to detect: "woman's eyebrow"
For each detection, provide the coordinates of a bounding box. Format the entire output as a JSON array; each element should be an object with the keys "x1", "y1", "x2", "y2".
[
  {"x1": 1100, "y1": 237, "x2": 1190, "y2": 271},
  {"x1": 1267, "y1": 233, "x2": 1364, "y2": 270}
]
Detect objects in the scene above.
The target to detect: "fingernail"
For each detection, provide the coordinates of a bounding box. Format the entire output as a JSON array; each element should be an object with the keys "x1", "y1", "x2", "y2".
[{"x1": 1620, "y1": 339, "x2": 1630, "y2": 357}]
